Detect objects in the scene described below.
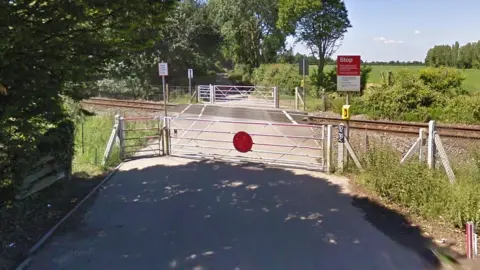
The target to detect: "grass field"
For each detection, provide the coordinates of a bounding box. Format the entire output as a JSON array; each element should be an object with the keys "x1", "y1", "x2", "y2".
[{"x1": 319, "y1": 65, "x2": 480, "y2": 92}]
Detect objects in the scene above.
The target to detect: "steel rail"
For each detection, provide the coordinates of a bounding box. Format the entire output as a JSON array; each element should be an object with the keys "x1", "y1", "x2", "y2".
[
  {"x1": 171, "y1": 117, "x2": 324, "y2": 129},
  {"x1": 81, "y1": 97, "x2": 175, "y2": 111},
  {"x1": 305, "y1": 116, "x2": 480, "y2": 139},
  {"x1": 81, "y1": 100, "x2": 165, "y2": 111},
  {"x1": 88, "y1": 97, "x2": 165, "y2": 105},
  {"x1": 85, "y1": 97, "x2": 480, "y2": 138}
]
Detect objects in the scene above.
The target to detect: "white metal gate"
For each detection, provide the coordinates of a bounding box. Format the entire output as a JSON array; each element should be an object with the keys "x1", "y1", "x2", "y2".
[
  {"x1": 164, "y1": 116, "x2": 330, "y2": 171},
  {"x1": 197, "y1": 85, "x2": 211, "y2": 103},
  {"x1": 114, "y1": 116, "x2": 164, "y2": 161},
  {"x1": 197, "y1": 84, "x2": 279, "y2": 108}
]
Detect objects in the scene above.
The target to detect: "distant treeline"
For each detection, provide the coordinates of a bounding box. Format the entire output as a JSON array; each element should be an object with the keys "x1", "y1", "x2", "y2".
[
  {"x1": 362, "y1": 61, "x2": 424, "y2": 66},
  {"x1": 277, "y1": 50, "x2": 424, "y2": 66},
  {"x1": 425, "y1": 41, "x2": 480, "y2": 69}
]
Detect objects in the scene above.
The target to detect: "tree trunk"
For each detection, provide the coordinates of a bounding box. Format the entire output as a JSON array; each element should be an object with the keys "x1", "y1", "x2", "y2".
[{"x1": 315, "y1": 53, "x2": 327, "y2": 98}]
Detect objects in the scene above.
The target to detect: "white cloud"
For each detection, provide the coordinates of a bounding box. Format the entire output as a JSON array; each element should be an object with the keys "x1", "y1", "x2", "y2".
[
  {"x1": 384, "y1": 39, "x2": 397, "y2": 44},
  {"x1": 373, "y1": 37, "x2": 404, "y2": 44},
  {"x1": 414, "y1": 30, "x2": 421, "y2": 34}
]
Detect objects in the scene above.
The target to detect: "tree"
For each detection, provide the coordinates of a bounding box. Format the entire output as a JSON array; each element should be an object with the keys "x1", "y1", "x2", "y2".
[
  {"x1": 0, "y1": 0, "x2": 175, "y2": 193},
  {"x1": 425, "y1": 41, "x2": 480, "y2": 69},
  {"x1": 102, "y1": 0, "x2": 222, "y2": 98},
  {"x1": 278, "y1": 0, "x2": 351, "y2": 89},
  {"x1": 208, "y1": 0, "x2": 286, "y2": 68}
]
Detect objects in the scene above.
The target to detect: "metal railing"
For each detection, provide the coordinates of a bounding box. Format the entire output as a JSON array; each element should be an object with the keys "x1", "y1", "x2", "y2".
[
  {"x1": 165, "y1": 116, "x2": 330, "y2": 170},
  {"x1": 197, "y1": 84, "x2": 279, "y2": 108},
  {"x1": 119, "y1": 116, "x2": 164, "y2": 159}
]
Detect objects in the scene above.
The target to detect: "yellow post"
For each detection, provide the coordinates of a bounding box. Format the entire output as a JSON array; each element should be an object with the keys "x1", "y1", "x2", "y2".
[{"x1": 342, "y1": 105, "x2": 351, "y2": 120}]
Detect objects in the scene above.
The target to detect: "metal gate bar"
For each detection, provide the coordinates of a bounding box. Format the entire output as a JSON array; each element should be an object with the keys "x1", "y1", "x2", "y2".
[
  {"x1": 197, "y1": 85, "x2": 279, "y2": 108},
  {"x1": 119, "y1": 116, "x2": 164, "y2": 159},
  {"x1": 198, "y1": 85, "x2": 211, "y2": 103},
  {"x1": 167, "y1": 116, "x2": 325, "y2": 170}
]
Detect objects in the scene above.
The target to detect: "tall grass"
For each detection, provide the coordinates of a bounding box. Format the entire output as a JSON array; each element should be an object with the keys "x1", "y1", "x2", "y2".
[
  {"x1": 73, "y1": 115, "x2": 119, "y2": 175},
  {"x1": 356, "y1": 144, "x2": 480, "y2": 228},
  {"x1": 72, "y1": 114, "x2": 160, "y2": 176}
]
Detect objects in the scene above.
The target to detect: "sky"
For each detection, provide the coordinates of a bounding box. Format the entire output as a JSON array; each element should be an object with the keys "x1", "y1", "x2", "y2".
[{"x1": 286, "y1": 0, "x2": 480, "y2": 62}]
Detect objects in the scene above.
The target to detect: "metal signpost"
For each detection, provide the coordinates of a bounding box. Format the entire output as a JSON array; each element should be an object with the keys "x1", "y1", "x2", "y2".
[
  {"x1": 337, "y1": 55, "x2": 361, "y2": 167},
  {"x1": 299, "y1": 58, "x2": 309, "y2": 111},
  {"x1": 188, "y1": 68, "x2": 193, "y2": 97},
  {"x1": 158, "y1": 62, "x2": 168, "y2": 116}
]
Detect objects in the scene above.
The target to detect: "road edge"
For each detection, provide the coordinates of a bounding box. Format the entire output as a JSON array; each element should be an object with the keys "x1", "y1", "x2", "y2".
[{"x1": 15, "y1": 162, "x2": 125, "y2": 270}]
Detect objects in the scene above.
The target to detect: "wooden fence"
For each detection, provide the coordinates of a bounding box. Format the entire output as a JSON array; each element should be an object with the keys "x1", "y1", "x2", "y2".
[{"x1": 15, "y1": 155, "x2": 71, "y2": 200}]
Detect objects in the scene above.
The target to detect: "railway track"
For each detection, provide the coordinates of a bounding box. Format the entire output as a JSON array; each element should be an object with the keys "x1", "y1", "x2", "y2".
[
  {"x1": 81, "y1": 97, "x2": 480, "y2": 140},
  {"x1": 304, "y1": 116, "x2": 480, "y2": 139},
  {"x1": 81, "y1": 97, "x2": 170, "y2": 111}
]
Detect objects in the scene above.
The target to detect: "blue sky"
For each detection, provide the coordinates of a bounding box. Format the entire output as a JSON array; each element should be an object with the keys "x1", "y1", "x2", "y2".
[{"x1": 286, "y1": 0, "x2": 480, "y2": 62}]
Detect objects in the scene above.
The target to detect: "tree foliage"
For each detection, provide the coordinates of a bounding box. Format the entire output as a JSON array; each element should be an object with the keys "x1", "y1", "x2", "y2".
[
  {"x1": 277, "y1": 0, "x2": 322, "y2": 34},
  {"x1": 0, "y1": 0, "x2": 175, "y2": 195},
  {"x1": 251, "y1": 64, "x2": 302, "y2": 94},
  {"x1": 100, "y1": 0, "x2": 222, "y2": 98},
  {"x1": 425, "y1": 41, "x2": 480, "y2": 69},
  {"x1": 278, "y1": 0, "x2": 351, "y2": 76},
  {"x1": 208, "y1": 0, "x2": 286, "y2": 68}
]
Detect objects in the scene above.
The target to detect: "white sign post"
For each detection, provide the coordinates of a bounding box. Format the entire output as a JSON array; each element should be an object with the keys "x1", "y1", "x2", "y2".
[
  {"x1": 158, "y1": 62, "x2": 168, "y2": 116},
  {"x1": 188, "y1": 68, "x2": 193, "y2": 98}
]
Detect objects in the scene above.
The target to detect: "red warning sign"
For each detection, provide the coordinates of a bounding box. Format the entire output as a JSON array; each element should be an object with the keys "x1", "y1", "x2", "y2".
[
  {"x1": 337, "y1": 55, "x2": 361, "y2": 76},
  {"x1": 233, "y1": 131, "x2": 253, "y2": 153}
]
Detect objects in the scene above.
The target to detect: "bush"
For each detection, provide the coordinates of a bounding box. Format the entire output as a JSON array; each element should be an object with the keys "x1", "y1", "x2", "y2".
[
  {"x1": 360, "y1": 70, "x2": 438, "y2": 120},
  {"x1": 0, "y1": 116, "x2": 75, "y2": 203},
  {"x1": 251, "y1": 64, "x2": 302, "y2": 95},
  {"x1": 418, "y1": 67, "x2": 466, "y2": 94},
  {"x1": 228, "y1": 64, "x2": 253, "y2": 84},
  {"x1": 438, "y1": 91, "x2": 480, "y2": 123},
  {"x1": 356, "y1": 67, "x2": 480, "y2": 124},
  {"x1": 358, "y1": 145, "x2": 480, "y2": 228}
]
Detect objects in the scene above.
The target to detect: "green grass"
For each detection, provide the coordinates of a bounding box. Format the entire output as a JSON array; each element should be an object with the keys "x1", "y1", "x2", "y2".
[
  {"x1": 169, "y1": 93, "x2": 198, "y2": 104},
  {"x1": 318, "y1": 64, "x2": 480, "y2": 92},
  {"x1": 356, "y1": 144, "x2": 480, "y2": 228},
  {"x1": 72, "y1": 114, "x2": 160, "y2": 176}
]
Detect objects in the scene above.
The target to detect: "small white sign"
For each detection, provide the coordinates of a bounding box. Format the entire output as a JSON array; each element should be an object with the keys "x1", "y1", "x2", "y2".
[
  {"x1": 158, "y1": 62, "x2": 168, "y2": 76},
  {"x1": 188, "y1": 68, "x2": 193, "y2": 79},
  {"x1": 337, "y1": 76, "x2": 360, "y2": 92}
]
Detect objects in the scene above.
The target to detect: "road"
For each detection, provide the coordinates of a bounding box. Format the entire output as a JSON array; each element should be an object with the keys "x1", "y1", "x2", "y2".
[
  {"x1": 19, "y1": 104, "x2": 441, "y2": 270},
  {"x1": 167, "y1": 104, "x2": 308, "y2": 124}
]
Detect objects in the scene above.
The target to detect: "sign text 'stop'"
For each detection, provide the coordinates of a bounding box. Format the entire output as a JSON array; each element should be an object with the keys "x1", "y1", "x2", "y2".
[{"x1": 336, "y1": 55, "x2": 361, "y2": 76}]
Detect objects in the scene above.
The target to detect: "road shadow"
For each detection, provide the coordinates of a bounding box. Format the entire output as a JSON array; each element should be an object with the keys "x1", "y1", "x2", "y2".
[
  {"x1": 1, "y1": 172, "x2": 105, "y2": 270},
  {"x1": 25, "y1": 158, "x2": 445, "y2": 270}
]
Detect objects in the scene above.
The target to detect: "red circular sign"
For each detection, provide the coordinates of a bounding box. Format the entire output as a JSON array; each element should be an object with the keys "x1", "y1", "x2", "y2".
[{"x1": 233, "y1": 131, "x2": 253, "y2": 153}]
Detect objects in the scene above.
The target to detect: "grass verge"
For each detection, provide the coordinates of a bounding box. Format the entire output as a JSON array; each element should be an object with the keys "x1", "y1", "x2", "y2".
[
  {"x1": 340, "y1": 143, "x2": 480, "y2": 267},
  {"x1": 353, "y1": 143, "x2": 480, "y2": 231}
]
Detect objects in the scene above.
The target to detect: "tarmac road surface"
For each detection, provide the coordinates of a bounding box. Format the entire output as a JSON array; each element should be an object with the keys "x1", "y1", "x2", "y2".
[{"x1": 22, "y1": 157, "x2": 439, "y2": 270}]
